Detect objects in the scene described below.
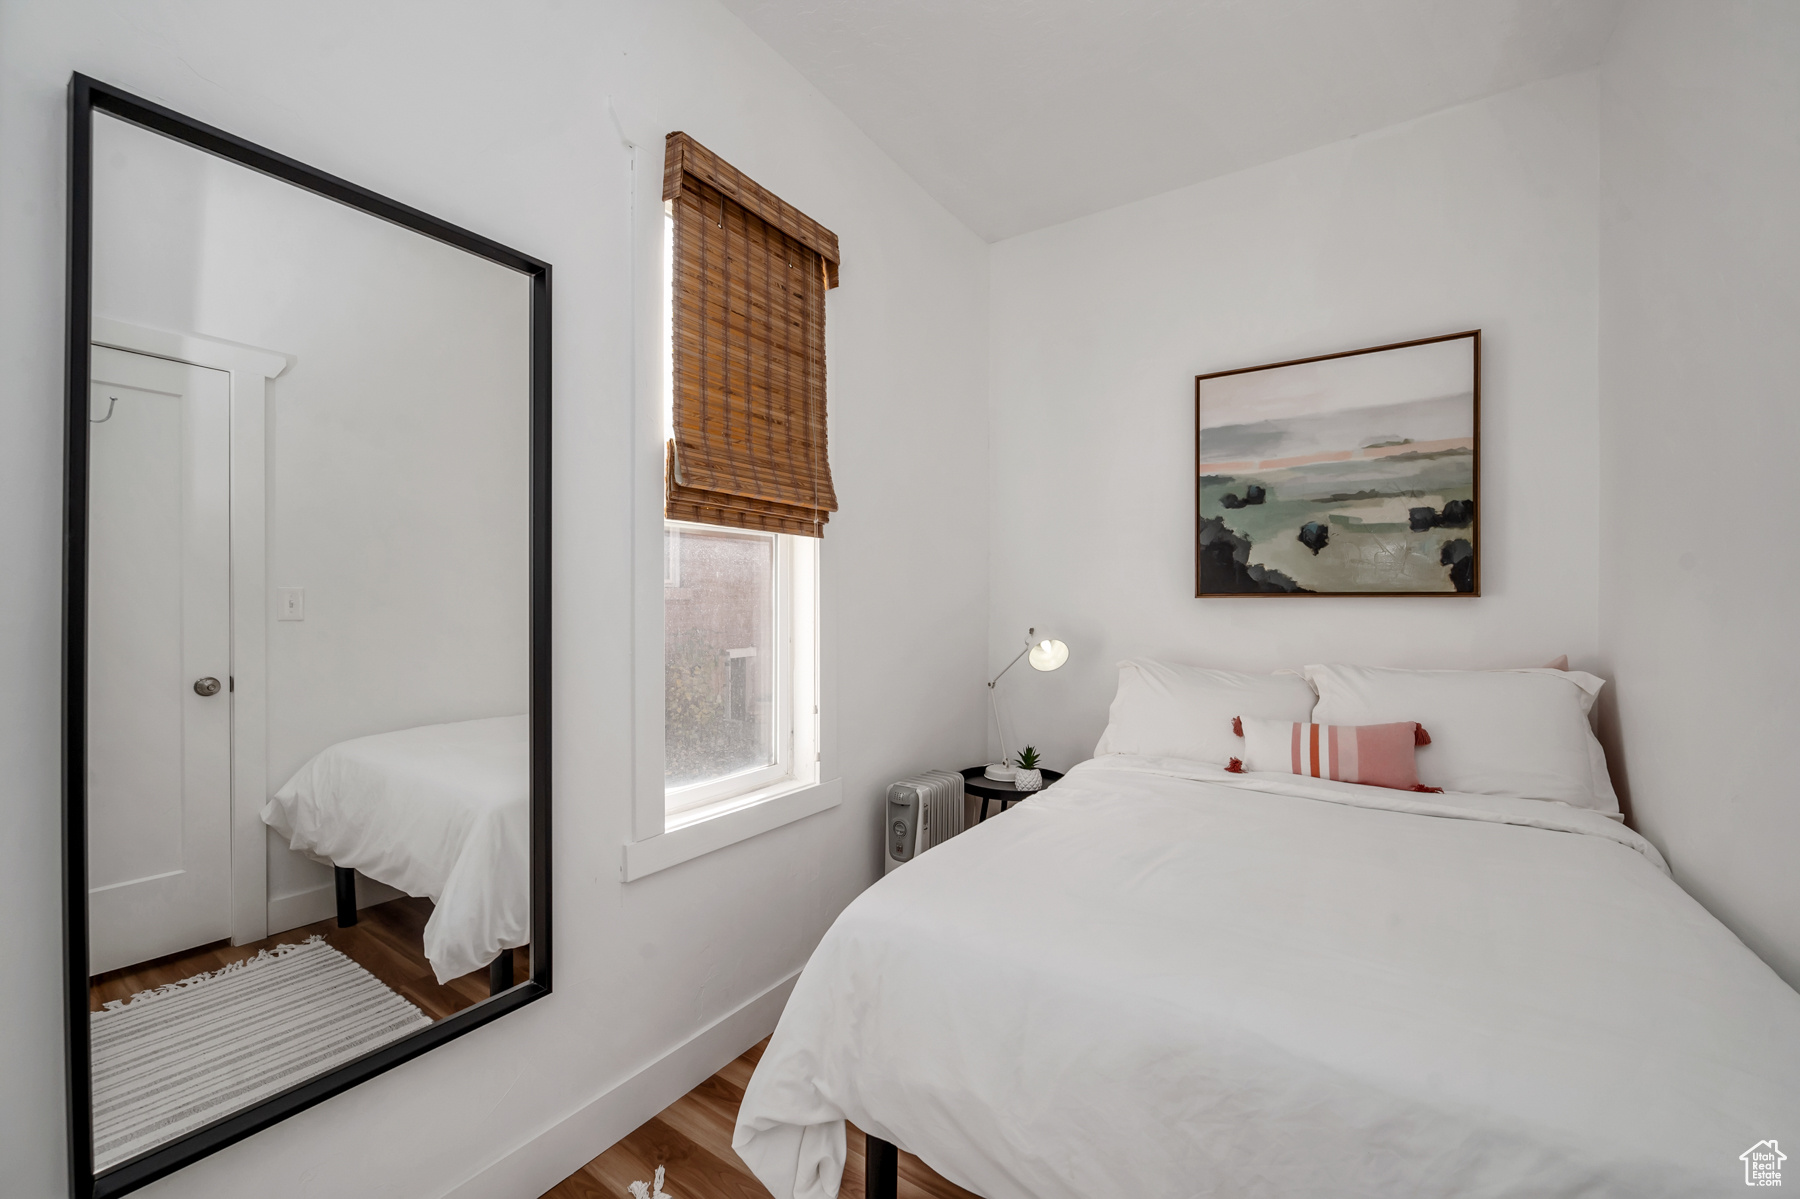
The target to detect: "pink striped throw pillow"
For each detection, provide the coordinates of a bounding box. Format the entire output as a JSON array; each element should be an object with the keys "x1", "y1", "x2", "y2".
[{"x1": 1227, "y1": 716, "x2": 1441, "y2": 793}]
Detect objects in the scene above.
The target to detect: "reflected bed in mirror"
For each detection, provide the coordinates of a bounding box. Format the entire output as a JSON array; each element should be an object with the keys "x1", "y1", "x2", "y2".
[{"x1": 64, "y1": 76, "x2": 550, "y2": 1199}]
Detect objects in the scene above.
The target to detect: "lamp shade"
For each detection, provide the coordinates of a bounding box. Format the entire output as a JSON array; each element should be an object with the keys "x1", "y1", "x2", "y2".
[{"x1": 1028, "y1": 638, "x2": 1069, "y2": 671}]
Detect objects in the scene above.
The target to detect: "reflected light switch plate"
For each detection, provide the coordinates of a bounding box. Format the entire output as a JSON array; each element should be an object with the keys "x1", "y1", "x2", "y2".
[{"x1": 277, "y1": 587, "x2": 305, "y2": 621}]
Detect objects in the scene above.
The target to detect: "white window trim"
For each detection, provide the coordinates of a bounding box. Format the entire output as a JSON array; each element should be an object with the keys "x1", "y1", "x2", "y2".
[
  {"x1": 624, "y1": 777, "x2": 841, "y2": 882},
  {"x1": 622, "y1": 126, "x2": 837, "y2": 879}
]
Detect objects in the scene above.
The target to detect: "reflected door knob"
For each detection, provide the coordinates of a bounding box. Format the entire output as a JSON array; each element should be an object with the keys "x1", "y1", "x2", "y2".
[{"x1": 193, "y1": 677, "x2": 222, "y2": 697}]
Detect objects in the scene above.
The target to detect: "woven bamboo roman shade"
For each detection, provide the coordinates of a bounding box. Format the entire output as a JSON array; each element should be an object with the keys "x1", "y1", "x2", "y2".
[{"x1": 664, "y1": 131, "x2": 840, "y2": 537}]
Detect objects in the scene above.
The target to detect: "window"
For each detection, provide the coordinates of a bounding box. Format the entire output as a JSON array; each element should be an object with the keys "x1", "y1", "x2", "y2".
[
  {"x1": 660, "y1": 133, "x2": 836, "y2": 816},
  {"x1": 663, "y1": 521, "x2": 817, "y2": 814}
]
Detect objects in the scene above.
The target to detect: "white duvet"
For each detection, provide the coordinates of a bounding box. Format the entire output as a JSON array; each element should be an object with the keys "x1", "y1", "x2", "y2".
[
  {"x1": 735, "y1": 756, "x2": 1800, "y2": 1198},
  {"x1": 263, "y1": 715, "x2": 529, "y2": 984}
]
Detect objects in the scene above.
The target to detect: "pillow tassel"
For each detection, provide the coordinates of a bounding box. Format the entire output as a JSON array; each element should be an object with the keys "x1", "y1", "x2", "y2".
[
  {"x1": 1414, "y1": 723, "x2": 1431, "y2": 746},
  {"x1": 1226, "y1": 757, "x2": 1245, "y2": 774},
  {"x1": 1411, "y1": 784, "x2": 1445, "y2": 793},
  {"x1": 1231, "y1": 716, "x2": 1243, "y2": 737}
]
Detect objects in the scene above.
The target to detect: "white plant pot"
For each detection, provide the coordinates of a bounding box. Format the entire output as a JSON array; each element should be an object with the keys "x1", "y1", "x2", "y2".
[{"x1": 1013, "y1": 767, "x2": 1043, "y2": 792}]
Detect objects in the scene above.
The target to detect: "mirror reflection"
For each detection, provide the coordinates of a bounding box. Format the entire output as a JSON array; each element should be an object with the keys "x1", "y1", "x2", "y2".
[{"x1": 85, "y1": 110, "x2": 531, "y2": 1172}]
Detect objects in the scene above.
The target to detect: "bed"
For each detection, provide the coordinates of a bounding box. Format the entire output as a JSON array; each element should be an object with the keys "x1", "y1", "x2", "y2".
[
  {"x1": 734, "y1": 752, "x2": 1800, "y2": 1198},
  {"x1": 262, "y1": 714, "x2": 529, "y2": 988}
]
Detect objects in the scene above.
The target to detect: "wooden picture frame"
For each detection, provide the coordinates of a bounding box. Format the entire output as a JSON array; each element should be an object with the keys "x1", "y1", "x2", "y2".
[{"x1": 1195, "y1": 331, "x2": 1480, "y2": 597}]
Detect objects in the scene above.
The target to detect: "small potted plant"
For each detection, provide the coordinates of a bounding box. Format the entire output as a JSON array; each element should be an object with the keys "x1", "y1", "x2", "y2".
[{"x1": 1013, "y1": 746, "x2": 1044, "y2": 792}]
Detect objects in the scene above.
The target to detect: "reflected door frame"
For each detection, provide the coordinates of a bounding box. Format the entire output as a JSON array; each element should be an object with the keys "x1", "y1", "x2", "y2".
[{"x1": 92, "y1": 318, "x2": 289, "y2": 949}]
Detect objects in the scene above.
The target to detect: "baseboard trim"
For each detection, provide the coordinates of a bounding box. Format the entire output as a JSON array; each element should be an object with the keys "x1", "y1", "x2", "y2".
[
  {"x1": 438, "y1": 967, "x2": 801, "y2": 1199},
  {"x1": 264, "y1": 872, "x2": 407, "y2": 937}
]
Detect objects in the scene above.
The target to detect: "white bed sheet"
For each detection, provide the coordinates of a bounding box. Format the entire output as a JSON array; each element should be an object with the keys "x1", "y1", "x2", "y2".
[
  {"x1": 263, "y1": 715, "x2": 529, "y2": 984},
  {"x1": 735, "y1": 755, "x2": 1800, "y2": 1198}
]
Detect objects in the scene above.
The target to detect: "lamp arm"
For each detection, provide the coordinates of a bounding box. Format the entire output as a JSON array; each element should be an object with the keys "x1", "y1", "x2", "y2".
[
  {"x1": 989, "y1": 687, "x2": 1011, "y2": 772},
  {"x1": 987, "y1": 644, "x2": 1030, "y2": 690}
]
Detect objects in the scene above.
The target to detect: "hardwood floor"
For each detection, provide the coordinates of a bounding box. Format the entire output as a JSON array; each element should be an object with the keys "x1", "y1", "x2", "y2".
[
  {"x1": 88, "y1": 896, "x2": 528, "y2": 1020},
  {"x1": 543, "y1": 1038, "x2": 980, "y2": 1199}
]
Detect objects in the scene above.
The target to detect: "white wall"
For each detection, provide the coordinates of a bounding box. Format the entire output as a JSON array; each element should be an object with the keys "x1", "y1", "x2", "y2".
[
  {"x1": 986, "y1": 73, "x2": 1602, "y2": 771},
  {"x1": 0, "y1": 2, "x2": 989, "y2": 1196},
  {"x1": 94, "y1": 112, "x2": 533, "y2": 916},
  {"x1": 1597, "y1": 1, "x2": 1800, "y2": 986}
]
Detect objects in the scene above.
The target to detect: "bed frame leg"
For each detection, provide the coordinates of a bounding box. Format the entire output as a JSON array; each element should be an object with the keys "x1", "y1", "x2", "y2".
[
  {"x1": 865, "y1": 1133, "x2": 898, "y2": 1199},
  {"x1": 489, "y1": 950, "x2": 514, "y2": 995},
  {"x1": 334, "y1": 866, "x2": 357, "y2": 928}
]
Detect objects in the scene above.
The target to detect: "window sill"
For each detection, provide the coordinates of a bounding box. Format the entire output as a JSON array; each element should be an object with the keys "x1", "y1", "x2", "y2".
[{"x1": 622, "y1": 777, "x2": 842, "y2": 881}]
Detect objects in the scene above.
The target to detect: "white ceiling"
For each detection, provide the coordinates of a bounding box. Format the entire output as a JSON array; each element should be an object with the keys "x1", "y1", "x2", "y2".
[{"x1": 720, "y1": 0, "x2": 1624, "y2": 241}]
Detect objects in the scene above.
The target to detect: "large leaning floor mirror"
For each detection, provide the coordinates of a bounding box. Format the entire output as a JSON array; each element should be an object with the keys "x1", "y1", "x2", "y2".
[{"x1": 62, "y1": 76, "x2": 551, "y2": 1198}]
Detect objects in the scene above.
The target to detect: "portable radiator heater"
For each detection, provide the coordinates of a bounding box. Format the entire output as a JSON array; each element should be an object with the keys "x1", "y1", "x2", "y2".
[{"x1": 884, "y1": 770, "x2": 967, "y2": 873}]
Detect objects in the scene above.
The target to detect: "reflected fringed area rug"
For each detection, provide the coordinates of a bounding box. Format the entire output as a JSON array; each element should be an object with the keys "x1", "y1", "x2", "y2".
[{"x1": 90, "y1": 936, "x2": 430, "y2": 1171}]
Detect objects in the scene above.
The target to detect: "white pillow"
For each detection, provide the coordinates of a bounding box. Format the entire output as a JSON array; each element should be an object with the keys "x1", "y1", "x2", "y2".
[
  {"x1": 1094, "y1": 659, "x2": 1316, "y2": 766},
  {"x1": 1302, "y1": 664, "x2": 1619, "y2": 813}
]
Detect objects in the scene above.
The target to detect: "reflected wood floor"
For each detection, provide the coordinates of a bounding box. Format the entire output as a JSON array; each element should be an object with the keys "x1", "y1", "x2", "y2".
[
  {"x1": 87, "y1": 896, "x2": 527, "y2": 1020},
  {"x1": 543, "y1": 1038, "x2": 980, "y2": 1199}
]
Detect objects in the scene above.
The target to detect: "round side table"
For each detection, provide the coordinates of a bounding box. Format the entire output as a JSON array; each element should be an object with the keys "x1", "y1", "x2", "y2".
[{"x1": 961, "y1": 765, "x2": 1064, "y2": 823}]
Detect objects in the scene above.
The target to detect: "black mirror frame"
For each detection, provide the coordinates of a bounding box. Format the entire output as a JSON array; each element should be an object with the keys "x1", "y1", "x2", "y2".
[{"x1": 62, "y1": 73, "x2": 552, "y2": 1199}]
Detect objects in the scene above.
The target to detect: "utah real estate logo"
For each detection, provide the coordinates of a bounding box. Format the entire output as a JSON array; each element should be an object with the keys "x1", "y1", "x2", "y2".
[{"x1": 1742, "y1": 1140, "x2": 1785, "y2": 1187}]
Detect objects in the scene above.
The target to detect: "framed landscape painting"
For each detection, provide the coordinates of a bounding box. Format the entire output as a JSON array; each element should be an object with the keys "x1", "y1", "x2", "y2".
[{"x1": 1195, "y1": 330, "x2": 1479, "y2": 597}]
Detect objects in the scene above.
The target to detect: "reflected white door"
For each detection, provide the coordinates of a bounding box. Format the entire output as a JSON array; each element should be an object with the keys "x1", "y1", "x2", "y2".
[{"x1": 87, "y1": 346, "x2": 233, "y2": 976}]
